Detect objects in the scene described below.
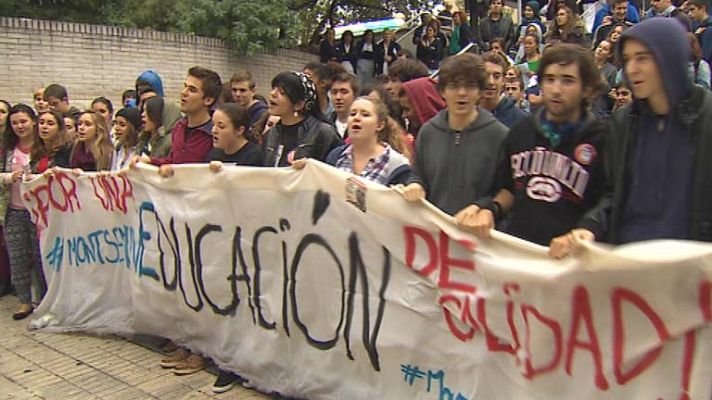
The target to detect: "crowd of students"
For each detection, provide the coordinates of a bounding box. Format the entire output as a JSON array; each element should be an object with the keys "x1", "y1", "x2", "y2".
[{"x1": 0, "y1": 0, "x2": 711, "y2": 395}]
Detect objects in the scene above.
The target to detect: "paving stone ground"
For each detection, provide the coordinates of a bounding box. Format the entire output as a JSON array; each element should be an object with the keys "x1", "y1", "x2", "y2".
[{"x1": 0, "y1": 295, "x2": 273, "y2": 400}]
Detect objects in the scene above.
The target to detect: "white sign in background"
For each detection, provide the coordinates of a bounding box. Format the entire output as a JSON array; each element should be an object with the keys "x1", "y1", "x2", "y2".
[{"x1": 21, "y1": 161, "x2": 712, "y2": 400}]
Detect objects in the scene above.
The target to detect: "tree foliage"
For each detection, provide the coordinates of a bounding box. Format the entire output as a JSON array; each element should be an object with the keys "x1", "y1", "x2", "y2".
[{"x1": 0, "y1": 0, "x2": 440, "y2": 54}]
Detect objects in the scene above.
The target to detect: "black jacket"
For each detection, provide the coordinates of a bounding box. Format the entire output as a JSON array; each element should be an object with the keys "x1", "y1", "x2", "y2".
[
  {"x1": 261, "y1": 115, "x2": 343, "y2": 167},
  {"x1": 336, "y1": 41, "x2": 358, "y2": 71},
  {"x1": 29, "y1": 144, "x2": 73, "y2": 173},
  {"x1": 320, "y1": 39, "x2": 338, "y2": 63},
  {"x1": 478, "y1": 14, "x2": 515, "y2": 51},
  {"x1": 375, "y1": 41, "x2": 401, "y2": 75},
  {"x1": 580, "y1": 86, "x2": 712, "y2": 243},
  {"x1": 416, "y1": 37, "x2": 444, "y2": 70}
]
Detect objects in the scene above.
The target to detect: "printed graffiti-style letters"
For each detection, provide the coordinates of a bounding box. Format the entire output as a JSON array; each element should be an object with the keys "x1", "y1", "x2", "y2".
[{"x1": 290, "y1": 233, "x2": 346, "y2": 350}]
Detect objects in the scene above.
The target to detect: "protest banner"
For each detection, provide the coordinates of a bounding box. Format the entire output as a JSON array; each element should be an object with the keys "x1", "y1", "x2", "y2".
[{"x1": 22, "y1": 161, "x2": 712, "y2": 399}]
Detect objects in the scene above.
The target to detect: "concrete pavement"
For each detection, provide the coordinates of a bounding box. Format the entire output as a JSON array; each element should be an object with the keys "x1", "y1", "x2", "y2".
[{"x1": 0, "y1": 295, "x2": 272, "y2": 400}]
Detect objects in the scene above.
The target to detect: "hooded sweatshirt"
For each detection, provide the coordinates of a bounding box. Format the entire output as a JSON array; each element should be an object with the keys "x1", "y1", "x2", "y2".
[
  {"x1": 492, "y1": 96, "x2": 528, "y2": 128},
  {"x1": 136, "y1": 70, "x2": 165, "y2": 98},
  {"x1": 501, "y1": 109, "x2": 608, "y2": 245},
  {"x1": 515, "y1": 2, "x2": 546, "y2": 45},
  {"x1": 592, "y1": 3, "x2": 640, "y2": 34},
  {"x1": 138, "y1": 98, "x2": 181, "y2": 158},
  {"x1": 401, "y1": 77, "x2": 446, "y2": 135},
  {"x1": 515, "y1": 23, "x2": 545, "y2": 64},
  {"x1": 414, "y1": 108, "x2": 509, "y2": 216},
  {"x1": 644, "y1": 5, "x2": 693, "y2": 31},
  {"x1": 616, "y1": 18, "x2": 695, "y2": 243},
  {"x1": 695, "y1": 16, "x2": 712, "y2": 63},
  {"x1": 248, "y1": 100, "x2": 268, "y2": 128}
]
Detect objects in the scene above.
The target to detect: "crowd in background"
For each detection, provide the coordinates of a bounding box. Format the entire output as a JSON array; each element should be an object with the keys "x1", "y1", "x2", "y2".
[{"x1": 321, "y1": 0, "x2": 711, "y2": 109}]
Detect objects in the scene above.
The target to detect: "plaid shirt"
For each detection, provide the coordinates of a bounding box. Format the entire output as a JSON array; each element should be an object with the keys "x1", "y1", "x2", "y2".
[{"x1": 334, "y1": 144, "x2": 393, "y2": 185}]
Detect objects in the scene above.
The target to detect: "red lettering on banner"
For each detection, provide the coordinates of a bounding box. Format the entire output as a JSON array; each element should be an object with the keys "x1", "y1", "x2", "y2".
[
  {"x1": 522, "y1": 304, "x2": 563, "y2": 379},
  {"x1": 679, "y1": 330, "x2": 696, "y2": 400},
  {"x1": 478, "y1": 296, "x2": 517, "y2": 354},
  {"x1": 90, "y1": 174, "x2": 134, "y2": 214},
  {"x1": 700, "y1": 280, "x2": 711, "y2": 322},
  {"x1": 402, "y1": 225, "x2": 703, "y2": 395},
  {"x1": 23, "y1": 172, "x2": 81, "y2": 227},
  {"x1": 503, "y1": 284, "x2": 522, "y2": 360},
  {"x1": 611, "y1": 288, "x2": 670, "y2": 385},
  {"x1": 403, "y1": 227, "x2": 477, "y2": 292},
  {"x1": 565, "y1": 286, "x2": 609, "y2": 390},
  {"x1": 404, "y1": 226, "x2": 438, "y2": 276},
  {"x1": 437, "y1": 231, "x2": 476, "y2": 293},
  {"x1": 440, "y1": 294, "x2": 477, "y2": 341}
]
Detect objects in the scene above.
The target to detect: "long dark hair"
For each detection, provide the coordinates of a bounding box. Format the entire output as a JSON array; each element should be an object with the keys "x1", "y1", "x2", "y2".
[
  {"x1": 271, "y1": 71, "x2": 325, "y2": 122},
  {"x1": 0, "y1": 100, "x2": 10, "y2": 136},
  {"x1": 215, "y1": 103, "x2": 253, "y2": 142},
  {"x1": 31, "y1": 110, "x2": 71, "y2": 163},
  {"x1": 4, "y1": 104, "x2": 37, "y2": 151},
  {"x1": 144, "y1": 96, "x2": 165, "y2": 128}
]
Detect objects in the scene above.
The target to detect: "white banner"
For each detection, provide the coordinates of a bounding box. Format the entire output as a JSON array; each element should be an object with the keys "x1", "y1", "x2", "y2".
[{"x1": 22, "y1": 161, "x2": 712, "y2": 400}]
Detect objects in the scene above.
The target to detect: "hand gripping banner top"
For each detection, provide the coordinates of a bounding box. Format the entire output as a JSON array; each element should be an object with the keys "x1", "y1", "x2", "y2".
[{"x1": 21, "y1": 161, "x2": 712, "y2": 400}]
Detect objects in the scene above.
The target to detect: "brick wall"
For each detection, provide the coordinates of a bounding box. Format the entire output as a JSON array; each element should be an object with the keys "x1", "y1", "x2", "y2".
[{"x1": 0, "y1": 17, "x2": 317, "y2": 110}]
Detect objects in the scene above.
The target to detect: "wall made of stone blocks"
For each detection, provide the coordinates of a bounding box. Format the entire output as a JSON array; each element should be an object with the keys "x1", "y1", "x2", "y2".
[{"x1": 0, "y1": 17, "x2": 317, "y2": 110}]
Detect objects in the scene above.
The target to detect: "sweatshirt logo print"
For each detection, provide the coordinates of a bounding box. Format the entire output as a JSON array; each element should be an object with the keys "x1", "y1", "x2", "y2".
[{"x1": 511, "y1": 147, "x2": 590, "y2": 202}]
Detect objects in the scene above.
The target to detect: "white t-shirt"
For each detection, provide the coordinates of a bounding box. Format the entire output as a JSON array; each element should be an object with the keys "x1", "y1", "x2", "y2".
[{"x1": 335, "y1": 119, "x2": 348, "y2": 138}]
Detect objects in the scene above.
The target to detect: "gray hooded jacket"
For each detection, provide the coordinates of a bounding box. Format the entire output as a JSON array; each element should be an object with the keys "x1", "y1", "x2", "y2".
[{"x1": 415, "y1": 108, "x2": 509, "y2": 215}]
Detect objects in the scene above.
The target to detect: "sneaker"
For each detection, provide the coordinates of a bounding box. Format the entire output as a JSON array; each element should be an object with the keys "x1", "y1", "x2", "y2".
[
  {"x1": 173, "y1": 353, "x2": 205, "y2": 375},
  {"x1": 212, "y1": 370, "x2": 242, "y2": 393},
  {"x1": 159, "y1": 348, "x2": 190, "y2": 368}
]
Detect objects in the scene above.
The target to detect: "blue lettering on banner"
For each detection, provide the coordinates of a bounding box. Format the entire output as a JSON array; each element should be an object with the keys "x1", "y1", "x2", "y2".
[
  {"x1": 400, "y1": 364, "x2": 470, "y2": 400},
  {"x1": 46, "y1": 219, "x2": 158, "y2": 280}
]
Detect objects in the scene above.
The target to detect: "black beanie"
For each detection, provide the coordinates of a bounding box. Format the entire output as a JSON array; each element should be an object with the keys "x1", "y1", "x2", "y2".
[{"x1": 115, "y1": 107, "x2": 142, "y2": 131}]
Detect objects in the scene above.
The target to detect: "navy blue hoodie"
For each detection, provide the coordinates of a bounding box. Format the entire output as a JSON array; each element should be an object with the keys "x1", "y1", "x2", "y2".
[
  {"x1": 136, "y1": 70, "x2": 165, "y2": 98},
  {"x1": 493, "y1": 96, "x2": 528, "y2": 128},
  {"x1": 616, "y1": 18, "x2": 695, "y2": 243}
]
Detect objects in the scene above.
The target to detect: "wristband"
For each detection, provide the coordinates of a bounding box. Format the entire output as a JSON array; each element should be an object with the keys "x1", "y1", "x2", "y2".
[{"x1": 482, "y1": 201, "x2": 503, "y2": 221}]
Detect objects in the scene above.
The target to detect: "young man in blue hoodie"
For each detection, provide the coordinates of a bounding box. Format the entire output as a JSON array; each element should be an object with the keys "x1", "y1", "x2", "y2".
[
  {"x1": 470, "y1": 44, "x2": 610, "y2": 248},
  {"x1": 229, "y1": 70, "x2": 267, "y2": 128},
  {"x1": 592, "y1": 0, "x2": 640, "y2": 33},
  {"x1": 591, "y1": 0, "x2": 635, "y2": 48},
  {"x1": 480, "y1": 51, "x2": 528, "y2": 128},
  {"x1": 689, "y1": 0, "x2": 712, "y2": 63},
  {"x1": 644, "y1": 0, "x2": 692, "y2": 31},
  {"x1": 553, "y1": 18, "x2": 712, "y2": 257},
  {"x1": 135, "y1": 69, "x2": 165, "y2": 109}
]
